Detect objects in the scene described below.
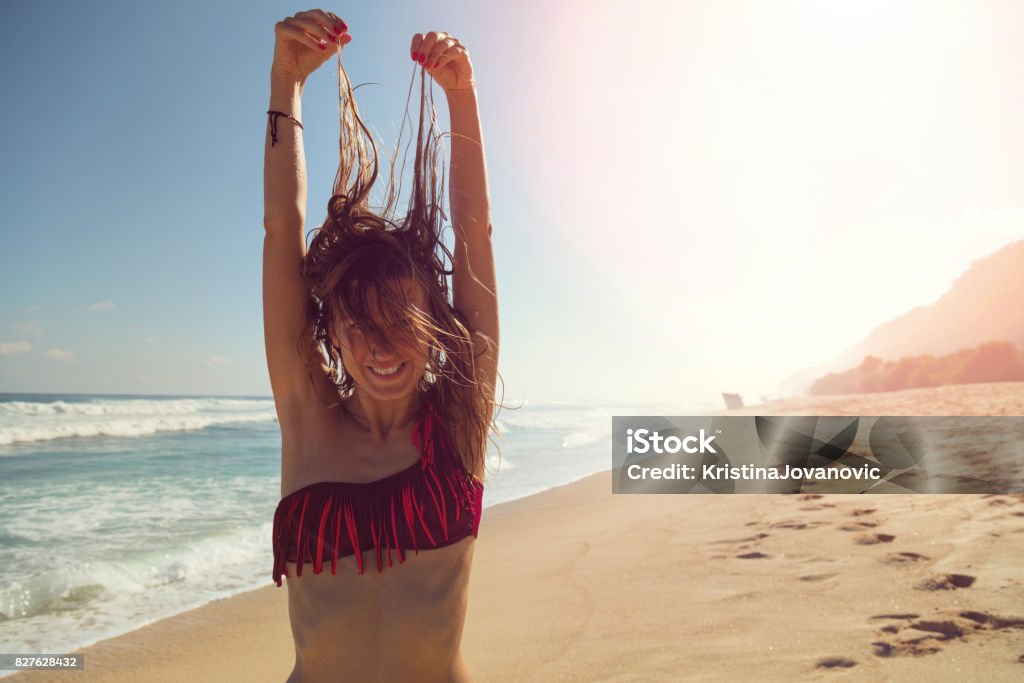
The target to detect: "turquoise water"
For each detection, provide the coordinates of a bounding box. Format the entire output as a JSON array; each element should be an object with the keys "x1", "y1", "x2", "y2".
[{"x1": 0, "y1": 392, "x2": 707, "y2": 662}]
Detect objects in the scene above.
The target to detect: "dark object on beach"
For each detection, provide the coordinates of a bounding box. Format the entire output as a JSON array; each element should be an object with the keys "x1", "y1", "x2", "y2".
[
  {"x1": 815, "y1": 657, "x2": 857, "y2": 669},
  {"x1": 722, "y1": 392, "x2": 744, "y2": 410}
]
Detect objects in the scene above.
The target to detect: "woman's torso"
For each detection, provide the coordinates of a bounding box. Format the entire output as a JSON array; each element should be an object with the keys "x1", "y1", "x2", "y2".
[{"x1": 276, "y1": 380, "x2": 480, "y2": 682}]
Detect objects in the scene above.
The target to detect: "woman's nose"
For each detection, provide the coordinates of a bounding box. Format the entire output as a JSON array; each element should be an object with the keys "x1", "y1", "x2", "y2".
[{"x1": 370, "y1": 344, "x2": 394, "y2": 360}]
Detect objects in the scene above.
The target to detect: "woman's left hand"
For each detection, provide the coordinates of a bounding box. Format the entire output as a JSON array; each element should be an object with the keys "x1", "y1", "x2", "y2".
[{"x1": 410, "y1": 32, "x2": 475, "y2": 93}]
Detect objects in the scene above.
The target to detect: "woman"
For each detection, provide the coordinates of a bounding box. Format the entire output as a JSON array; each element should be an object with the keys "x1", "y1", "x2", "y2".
[{"x1": 263, "y1": 9, "x2": 499, "y2": 682}]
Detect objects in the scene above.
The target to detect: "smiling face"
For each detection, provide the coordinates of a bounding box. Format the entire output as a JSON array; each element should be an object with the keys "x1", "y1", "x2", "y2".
[{"x1": 330, "y1": 277, "x2": 432, "y2": 400}]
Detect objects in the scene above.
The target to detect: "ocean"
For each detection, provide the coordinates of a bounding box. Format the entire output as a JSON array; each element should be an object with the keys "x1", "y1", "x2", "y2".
[{"x1": 0, "y1": 392, "x2": 711, "y2": 665}]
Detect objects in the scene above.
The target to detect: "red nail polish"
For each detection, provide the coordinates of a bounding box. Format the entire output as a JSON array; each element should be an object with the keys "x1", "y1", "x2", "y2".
[
  {"x1": 328, "y1": 35, "x2": 336, "y2": 43},
  {"x1": 319, "y1": 43, "x2": 326, "y2": 50},
  {"x1": 334, "y1": 25, "x2": 343, "y2": 35},
  {"x1": 418, "y1": 54, "x2": 426, "y2": 64}
]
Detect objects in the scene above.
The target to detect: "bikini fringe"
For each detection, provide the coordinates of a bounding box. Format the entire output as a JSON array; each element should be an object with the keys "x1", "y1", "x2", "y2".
[{"x1": 272, "y1": 402, "x2": 478, "y2": 586}]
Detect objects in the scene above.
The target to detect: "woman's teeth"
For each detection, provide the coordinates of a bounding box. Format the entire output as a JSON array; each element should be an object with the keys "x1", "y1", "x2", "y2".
[{"x1": 370, "y1": 362, "x2": 404, "y2": 376}]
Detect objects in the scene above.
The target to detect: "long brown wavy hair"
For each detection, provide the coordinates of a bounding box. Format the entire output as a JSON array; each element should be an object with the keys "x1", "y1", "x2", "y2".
[{"x1": 296, "y1": 55, "x2": 502, "y2": 481}]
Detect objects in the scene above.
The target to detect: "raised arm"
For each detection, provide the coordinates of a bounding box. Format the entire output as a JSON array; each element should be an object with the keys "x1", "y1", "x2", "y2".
[
  {"x1": 412, "y1": 33, "x2": 499, "y2": 405},
  {"x1": 263, "y1": 10, "x2": 350, "y2": 423},
  {"x1": 264, "y1": 73, "x2": 307, "y2": 230}
]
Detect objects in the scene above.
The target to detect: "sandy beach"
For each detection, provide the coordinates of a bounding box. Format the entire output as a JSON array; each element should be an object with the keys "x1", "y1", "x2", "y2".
[{"x1": 8, "y1": 382, "x2": 1024, "y2": 682}]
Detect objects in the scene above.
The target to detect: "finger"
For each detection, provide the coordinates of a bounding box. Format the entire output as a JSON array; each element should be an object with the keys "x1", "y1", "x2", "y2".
[
  {"x1": 293, "y1": 11, "x2": 347, "y2": 49},
  {"x1": 288, "y1": 14, "x2": 336, "y2": 42},
  {"x1": 276, "y1": 21, "x2": 330, "y2": 52},
  {"x1": 304, "y1": 11, "x2": 348, "y2": 47},
  {"x1": 427, "y1": 46, "x2": 459, "y2": 72},
  {"x1": 424, "y1": 37, "x2": 456, "y2": 69},
  {"x1": 283, "y1": 16, "x2": 335, "y2": 49},
  {"x1": 439, "y1": 44, "x2": 469, "y2": 66},
  {"x1": 320, "y1": 10, "x2": 349, "y2": 36},
  {"x1": 415, "y1": 31, "x2": 445, "y2": 65},
  {"x1": 410, "y1": 33, "x2": 424, "y2": 62}
]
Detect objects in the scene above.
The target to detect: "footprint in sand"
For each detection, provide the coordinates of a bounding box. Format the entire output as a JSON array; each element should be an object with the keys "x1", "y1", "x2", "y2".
[
  {"x1": 798, "y1": 573, "x2": 839, "y2": 582},
  {"x1": 853, "y1": 532, "x2": 896, "y2": 545},
  {"x1": 913, "y1": 573, "x2": 976, "y2": 591},
  {"x1": 851, "y1": 508, "x2": 876, "y2": 516},
  {"x1": 879, "y1": 551, "x2": 930, "y2": 565},
  {"x1": 839, "y1": 521, "x2": 879, "y2": 531},
  {"x1": 868, "y1": 614, "x2": 943, "y2": 658},
  {"x1": 769, "y1": 520, "x2": 830, "y2": 530},
  {"x1": 708, "y1": 533, "x2": 771, "y2": 545},
  {"x1": 958, "y1": 611, "x2": 1024, "y2": 629},
  {"x1": 871, "y1": 639, "x2": 941, "y2": 657},
  {"x1": 905, "y1": 620, "x2": 968, "y2": 638},
  {"x1": 868, "y1": 609, "x2": 1024, "y2": 659},
  {"x1": 814, "y1": 657, "x2": 857, "y2": 669},
  {"x1": 735, "y1": 551, "x2": 770, "y2": 559}
]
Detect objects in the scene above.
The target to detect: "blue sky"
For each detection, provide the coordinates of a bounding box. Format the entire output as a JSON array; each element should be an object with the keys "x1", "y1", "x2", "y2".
[
  {"x1": 0, "y1": 0, "x2": 580, "y2": 403},
  {"x1": 2, "y1": 1, "x2": 1023, "y2": 407}
]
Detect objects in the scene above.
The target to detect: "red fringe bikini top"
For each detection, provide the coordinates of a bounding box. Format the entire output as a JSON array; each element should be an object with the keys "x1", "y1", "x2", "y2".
[{"x1": 272, "y1": 401, "x2": 484, "y2": 586}]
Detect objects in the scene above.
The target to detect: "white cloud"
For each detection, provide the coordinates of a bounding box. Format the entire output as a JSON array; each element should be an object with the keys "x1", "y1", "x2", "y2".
[
  {"x1": 0, "y1": 341, "x2": 31, "y2": 356},
  {"x1": 87, "y1": 301, "x2": 115, "y2": 312},
  {"x1": 11, "y1": 320, "x2": 42, "y2": 336},
  {"x1": 202, "y1": 355, "x2": 229, "y2": 367},
  {"x1": 43, "y1": 348, "x2": 75, "y2": 361}
]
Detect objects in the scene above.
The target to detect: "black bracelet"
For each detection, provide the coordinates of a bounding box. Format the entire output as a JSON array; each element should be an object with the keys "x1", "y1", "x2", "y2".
[{"x1": 267, "y1": 110, "x2": 303, "y2": 147}]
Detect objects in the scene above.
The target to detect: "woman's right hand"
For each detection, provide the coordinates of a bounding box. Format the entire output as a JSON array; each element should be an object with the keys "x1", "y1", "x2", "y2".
[{"x1": 272, "y1": 9, "x2": 351, "y2": 81}]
